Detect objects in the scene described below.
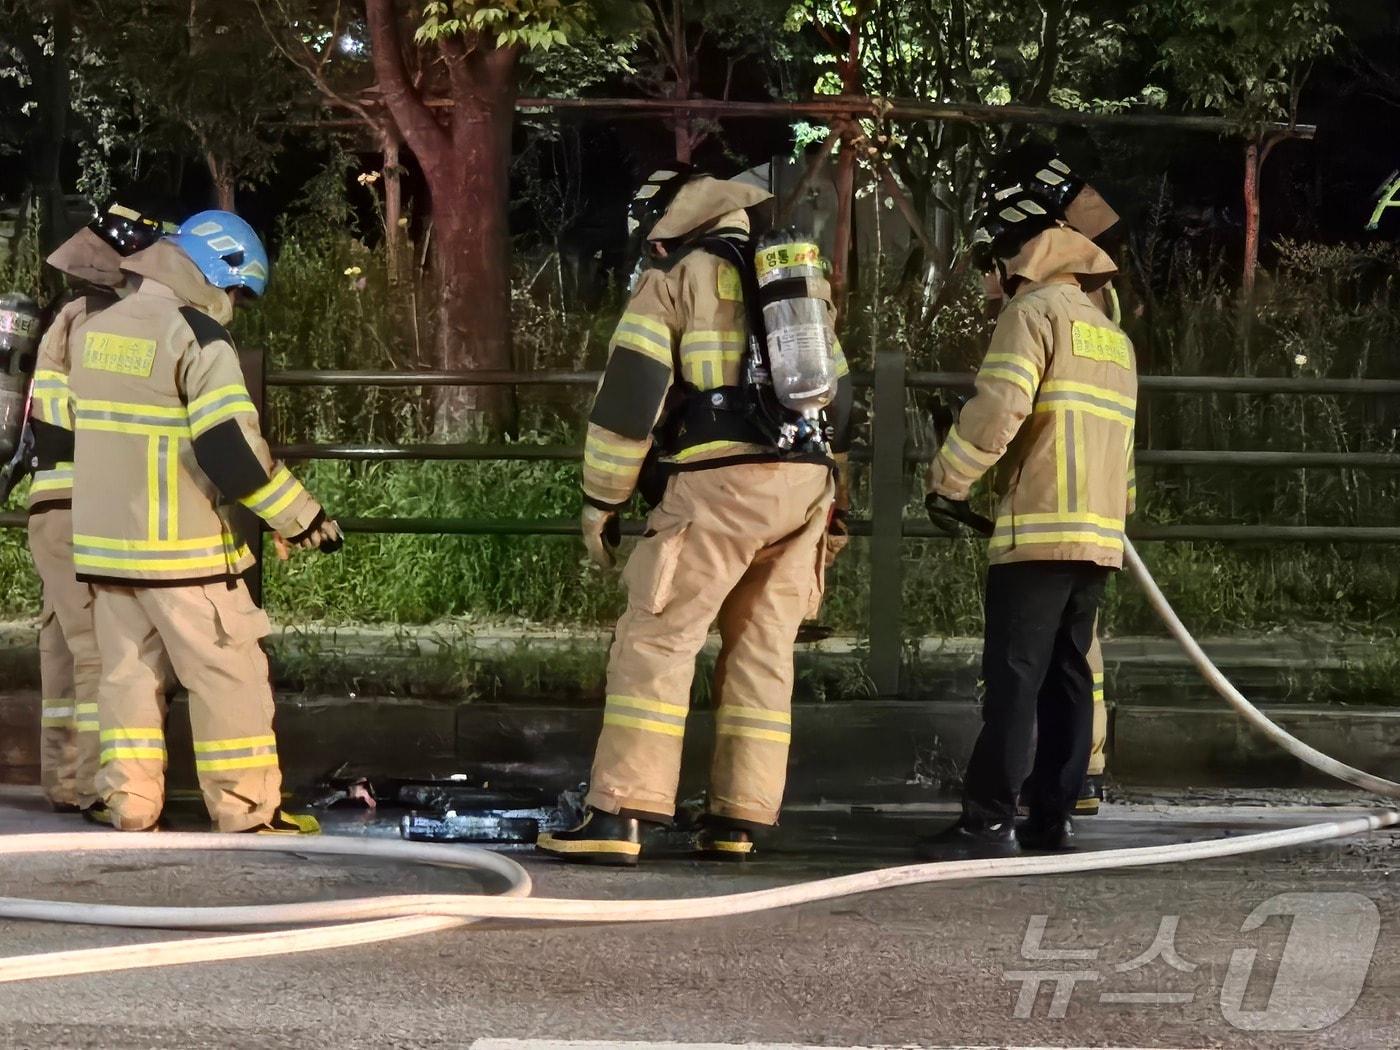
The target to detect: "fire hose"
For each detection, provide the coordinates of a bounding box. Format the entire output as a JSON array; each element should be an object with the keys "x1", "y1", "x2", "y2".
[{"x1": 0, "y1": 539, "x2": 1397, "y2": 983}]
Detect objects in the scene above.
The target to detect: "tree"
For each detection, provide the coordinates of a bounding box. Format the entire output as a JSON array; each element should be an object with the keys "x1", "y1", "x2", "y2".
[
  {"x1": 74, "y1": 0, "x2": 299, "y2": 211},
  {"x1": 1133, "y1": 0, "x2": 1339, "y2": 299},
  {"x1": 633, "y1": 0, "x2": 793, "y2": 163},
  {"x1": 1, "y1": 0, "x2": 74, "y2": 252},
  {"x1": 364, "y1": 0, "x2": 644, "y2": 437},
  {"x1": 255, "y1": 1, "x2": 416, "y2": 282}
]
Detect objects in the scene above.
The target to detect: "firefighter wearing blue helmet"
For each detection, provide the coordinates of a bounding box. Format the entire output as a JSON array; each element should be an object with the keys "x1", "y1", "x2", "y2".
[{"x1": 68, "y1": 210, "x2": 339, "y2": 834}]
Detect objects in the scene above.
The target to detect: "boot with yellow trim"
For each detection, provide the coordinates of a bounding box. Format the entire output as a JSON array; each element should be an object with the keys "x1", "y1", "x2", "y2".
[
  {"x1": 241, "y1": 808, "x2": 321, "y2": 835},
  {"x1": 1075, "y1": 775, "x2": 1104, "y2": 816},
  {"x1": 80, "y1": 801, "x2": 113, "y2": 827},
  {"x1": 692, "y1": 814, "x2": 757, "y2": 861},
  {"x1": 536, "y1": 808, "x2": 646, "y2": 866}
]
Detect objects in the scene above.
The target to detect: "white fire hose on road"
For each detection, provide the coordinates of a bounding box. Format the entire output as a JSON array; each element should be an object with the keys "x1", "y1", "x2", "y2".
[{"x1": 1, "y1": 539, "x2": 1397, "y2": 984}]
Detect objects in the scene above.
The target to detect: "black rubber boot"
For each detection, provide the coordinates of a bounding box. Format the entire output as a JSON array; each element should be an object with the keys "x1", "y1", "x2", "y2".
[
  {"x1": 537, "y1": 808, "x2": 645, "y2": 866},
  {"x1": 918, "y1": 818, "x2": 1020, "y2": 861},
  {"x1": 1018, "y1": 815, "x2": 1076, "y2": 852},
  {"x1": 694, "y1": 825, "x2": 755, "y2": 861},
  {"x1": 1074, "y1": 776, "x2": 1104, "y2": 816}
]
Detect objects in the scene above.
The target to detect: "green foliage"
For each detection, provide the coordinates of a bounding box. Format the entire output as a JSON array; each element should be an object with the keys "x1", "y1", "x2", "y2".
[
  {"x1": 1132, "y1": 0, "x2": 1339, "y2": 128},
  {"x1": 416, "y1": 0, "x2": 648, "y2": 51}
]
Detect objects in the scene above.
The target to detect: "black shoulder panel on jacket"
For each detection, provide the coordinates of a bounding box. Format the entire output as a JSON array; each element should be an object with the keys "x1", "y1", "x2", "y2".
[
  {"x1": 82, "y1": 289, "x2": 119, "y2": 317},
  {"x1": 177, "y1": 305, "x2": 233, "y2": 349}
]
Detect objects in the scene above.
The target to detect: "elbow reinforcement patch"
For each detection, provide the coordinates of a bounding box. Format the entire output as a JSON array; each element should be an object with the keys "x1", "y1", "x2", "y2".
[
  {"x1": 588, "y1": 347, "x2": 671, "y2": 441},
  {"x1": 191, "y1": 419, "x2": 270, "y2": 502},
  {"x1": 31, "y1": 419, "x2": 75, "y2": 468}
]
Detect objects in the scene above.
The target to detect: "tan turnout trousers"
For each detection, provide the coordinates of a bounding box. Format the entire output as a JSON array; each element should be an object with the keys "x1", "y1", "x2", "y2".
[
  {"x1": 586, "y1": 461, "x2": 834, "y2": 827},
  {"x1": 29, "y1": 509, "x2": 102, "y2": 808},
  {"x1": 1088, "y1": 621, "x2": 1106, "y2": 778},
  {"x1": 93, "y1": 579, "x2": 281, "y2": 832}
]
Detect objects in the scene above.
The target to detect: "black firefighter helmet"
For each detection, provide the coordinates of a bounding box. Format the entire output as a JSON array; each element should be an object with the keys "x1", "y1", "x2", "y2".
[
  {"x1": 970, "y1": 184, "x2": 1065, "y2": 273},
  {"x1": 626, "y1": 164, "x2": 696, "y2": 257},
  {"x1": 88, "y1": 194, "x2": 179, "y2": 258}
]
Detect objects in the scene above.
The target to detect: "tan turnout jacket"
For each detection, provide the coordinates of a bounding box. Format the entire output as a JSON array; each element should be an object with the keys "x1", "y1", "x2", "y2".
[
  {"x1": 69, "y1": 240, "x2": 322, "y2": 585},
  {"x1": 28, "y1": 229, "x2": 130, "y2": 511},
  {"x1": 583, "y1": 177, "x2": 850, "y2": 508},
  {"x1": 928, "y1": 226, "x2": 1138, "y2": 568}
]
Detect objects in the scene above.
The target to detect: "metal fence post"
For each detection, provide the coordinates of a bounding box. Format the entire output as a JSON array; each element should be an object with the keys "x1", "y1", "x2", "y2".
[
  {"x1": 868, "y1": 342, "x2": 907, "y2": 697},
  {"x1": 234, "y1": 347, "x2": 266, "y2": 607}
]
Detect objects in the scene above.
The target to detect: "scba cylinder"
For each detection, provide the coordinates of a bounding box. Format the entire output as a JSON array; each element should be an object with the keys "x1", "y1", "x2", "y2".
[
  {"x1": 754, "y1": 230, "x2": 837, "y2": 416},
  {"x1": 0, "y1": 292, "x2": 40, "y2": 460}
]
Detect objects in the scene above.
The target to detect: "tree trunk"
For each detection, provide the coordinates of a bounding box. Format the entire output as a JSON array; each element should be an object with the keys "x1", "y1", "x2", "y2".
[
  {"x1": 380, "y1": 130, "x2": 404, "y2": 285},
  {"x1": 206, "y1": 152, "x2": 236, "y2": 211},
  {"x1": 28, "y1": 3, "x2": 71, "y2": 255},
  {"x1": 422, "y1": 49, "x2": 519, "y2": 437},
  {"x1": 1242, "y1": 139, "x2": 1260, "y2": 301},
  {"x1": 830, "y1": 130, "x2": 856, "y2": 322}
]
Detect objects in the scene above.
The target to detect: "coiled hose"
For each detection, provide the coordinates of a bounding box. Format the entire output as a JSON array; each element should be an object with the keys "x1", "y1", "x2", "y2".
[{"x1": 0, "y1": 539, "x2": 1396, "y2": 983}]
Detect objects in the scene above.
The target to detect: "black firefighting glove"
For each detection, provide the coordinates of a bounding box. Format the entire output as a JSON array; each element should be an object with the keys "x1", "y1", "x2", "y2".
[{"x1": 925, "y1": 492, "x2": 994, "y2": 539}]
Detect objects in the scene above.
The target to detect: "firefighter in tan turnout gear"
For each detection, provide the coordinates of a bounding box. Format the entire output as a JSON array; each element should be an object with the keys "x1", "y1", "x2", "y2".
[
  {"x1": 22, "y1": 199, "x2": 176, "y2": 816},
  {"x1": 68, "y1": 210, "x2": 341, "y2": 834},
  {"x1": 921, "y1": 185, "x2": 1137, "y2": 859},
  {"x1": 537, "y1": 170, "x2": 853, "y2": 865},
  {"x1": 980, "y1": 142, "x2": 1130, "y2": 815}
]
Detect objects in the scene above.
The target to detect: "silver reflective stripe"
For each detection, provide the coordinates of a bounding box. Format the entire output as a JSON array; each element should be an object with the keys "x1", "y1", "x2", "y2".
[
  {"x1": 1064, "y1": 410, "x2": 1078, "y2": 514},
  {"x1": 72, "y1": 542, "x2": 228, "y2": 562}
]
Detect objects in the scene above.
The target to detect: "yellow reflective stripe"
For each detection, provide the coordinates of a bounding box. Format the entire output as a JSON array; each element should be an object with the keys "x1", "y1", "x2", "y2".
[
  {"x1": 30, "y1": 468, "x2": 74, "y2": 493},
  {"x1": 33, "y1": 369, "x2": 68, "y2": 385},
  {"x1": 978, "y1": 365, "x2": 1034, "y2": 400},
  {"x1": 717, "y1": 705, "x2": 791, "y2": 726},
  {"x1": 989, "y1": 531, "x2": 1124, "y2": 551},
  {"x1": 78, "y1": 399, "x2": 186, "y2": 419},
  {"x1": 669, "y1": 440, "x2": 752, "y2": 462},
  {"x1": 996, "y1": 512, "x2": 1124, "y2": 529},
  {"x1": 41, "y1": 698, "x2": 75, "y2": 727},
  {"x1": 193, "y1": 734, "x2": 277, "y2": 753},
  {"x1": 101, "y1": 746, "x2": 167, "y2": 762},
  {"x1": 833, "y1": 342, "x2": 850, "y2": 378},
  {"x1": 241, "y1": 466, "x2": 307, "y2": 520},
  {"x1": 188, "y1": 384, "x2": 256, "y2": 436},
  {"x1": 75, "y1": 533, "x2": 229, "y2": 551},
  {"x1": 100, "y1": 727, "x2": 165, "y2": 742},
  {"x1": 1035, "y1": 399, "x2": 1134, "y2": 428},
  {"x1": 1073, "y1": 410, "x2": 1088, "y2": 512},
  {"x1": 584, "y1": 456, "x2": 640, "y2": 476},
  {"x1": 613, "y1": 312, "x2": 674, "y2": 364},
  {"x1": 537, "y1": 833, "x2": 641, "y2": 856},
  {"x1": 716, "y1": 723, "x2": 791, "y2": 744},
  {"x1": 74, "y1": 551, "x2": 239, "y2": 572},
  {"x1": 602, "y1": 713, "x2": 686, "y2": 737},
  {"x1": 587, "y1": 436, "x2": 648, "y2": 459},
  {"x1": 679, "y1": 330, "x2": 745, "y2": 348},
  {"x1": 196, "y1": 754, "x2": 280, "y2": 772},
  {"x1": 75, "y1": 701, "x2": 100, "y2": 732},
  {"x1": 1055, "y1": 410, "x2": 1069, "y2": 514},
  {"x1": 942, "y1": 426, "x2": 999, "y2": 475},
  {"x1": 1041, "y1": 379, "x2": 1135, "y2": 409},
  {"x1": 606, "y1": 695, "x2": 687, "y2": 717},
  {"x1": 146, "y1": 438, "x2": 160, "y2": 544}
]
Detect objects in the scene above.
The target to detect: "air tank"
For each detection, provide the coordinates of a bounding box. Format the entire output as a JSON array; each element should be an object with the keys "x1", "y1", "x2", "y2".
[
  {"x1": 0, "y1": 292, "x2": 40, "y2": 460},
  {"x1": 753, "y1": 229, "x2": 837, "y2": 416}
]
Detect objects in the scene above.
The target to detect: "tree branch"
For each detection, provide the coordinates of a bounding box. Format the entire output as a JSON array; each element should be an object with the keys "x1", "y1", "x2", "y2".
[{"x1": 365, "y1": 0, "x2": 446, "y2": 157}]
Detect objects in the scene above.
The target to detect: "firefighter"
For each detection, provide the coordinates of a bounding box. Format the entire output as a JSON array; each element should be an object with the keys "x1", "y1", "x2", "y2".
[
  {"x1": 536, "y1": 171, "x2": 853, "y2": 865},
  {"x1": 922, "y1": 188, "x2": 1137, "y2": 858},
  {"x1": 69, "y1": 210, "x2": 341, "y2": 834},
  {"x1": 981, "y1": 142, "x2": 1129, "y2": 814},
  {"x1": 25, "y1": 198, "x2": 176, "y2": 816}
]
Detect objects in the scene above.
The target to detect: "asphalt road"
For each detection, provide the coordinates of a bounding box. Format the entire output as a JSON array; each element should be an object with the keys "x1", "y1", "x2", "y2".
[{"x1": 1, "y1": 786, "x2": 1398, "y2": 1050}]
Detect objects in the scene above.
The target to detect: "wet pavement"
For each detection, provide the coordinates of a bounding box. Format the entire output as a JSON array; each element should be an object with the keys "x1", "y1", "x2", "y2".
[{"x1": 1, "y1": 785, "x2": 1399, "y2": 1049}]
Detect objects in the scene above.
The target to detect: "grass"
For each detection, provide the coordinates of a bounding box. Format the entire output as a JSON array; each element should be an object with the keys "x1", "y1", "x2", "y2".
[{"x1": 4, "y1": 181, "x2": 1400, "y2": 655}]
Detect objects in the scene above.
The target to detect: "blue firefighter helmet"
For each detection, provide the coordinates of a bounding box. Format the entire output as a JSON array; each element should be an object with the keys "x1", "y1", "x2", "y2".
[{"x1": 167, "y1": 210, "x2": 271, "y2": 297}]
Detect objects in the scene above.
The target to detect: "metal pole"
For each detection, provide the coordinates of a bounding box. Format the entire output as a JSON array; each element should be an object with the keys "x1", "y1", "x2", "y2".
[{"x1": 867, "y1": 342, "x2": 908, "y2": 696}]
